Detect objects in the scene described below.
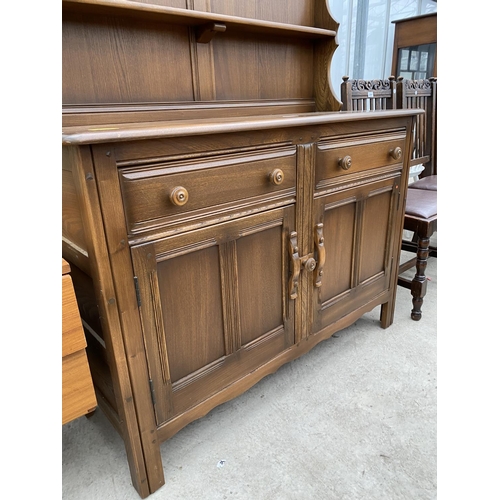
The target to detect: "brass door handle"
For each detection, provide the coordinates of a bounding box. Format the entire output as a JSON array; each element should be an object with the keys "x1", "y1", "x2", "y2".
[
  {"x1": 269, "y1": 169, "x2": 285, "y2": 185},
  {"x1": 338, "y1": 155, "x2": 352, "y2": 170},
  {"x1": 170, "y1": 186, "x2": 189, "y2": 206},
  {"x1": 390, "y1": 147, "x2": 402, "y2": 160},
  {"x1": 313, "y1": 223, "x2": 325, "y2": 287}
]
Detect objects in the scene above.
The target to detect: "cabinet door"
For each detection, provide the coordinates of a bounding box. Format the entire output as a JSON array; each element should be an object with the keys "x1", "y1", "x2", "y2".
[
  {"x1": 312, "y1": 174, "x2": 402, "y2": 334},
  {"x1": 131, "y1": 206, "x2": 295, "y2": 426}
]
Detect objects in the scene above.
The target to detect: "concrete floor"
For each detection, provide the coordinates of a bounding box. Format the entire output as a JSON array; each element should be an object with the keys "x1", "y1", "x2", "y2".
[{"x1": 62, "y1": 252, "x2": 437, "y2": 500}]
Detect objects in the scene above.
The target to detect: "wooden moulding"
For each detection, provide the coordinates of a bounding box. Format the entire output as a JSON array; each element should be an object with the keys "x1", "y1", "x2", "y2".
[{"x1": 61, "y1": 99, "x2": 318, "y2": 128}]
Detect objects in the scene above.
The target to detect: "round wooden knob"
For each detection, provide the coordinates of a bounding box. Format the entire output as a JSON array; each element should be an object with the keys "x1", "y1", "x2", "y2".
[
  {"x1": 338, "y1": 156, "x2": 352, "y2": 170},
  {"x1": 390, "y1": 147, "x2": 402, "y2": 160},
  {"x1": 303, "y1": 257, "x2": 316, "y2": 272},
  {"x1": 269, "y1": 169, "x2": 285, "y2": 185},
  {"x1": 170, "y1": 186, "x2": 189, "y2": 206}
]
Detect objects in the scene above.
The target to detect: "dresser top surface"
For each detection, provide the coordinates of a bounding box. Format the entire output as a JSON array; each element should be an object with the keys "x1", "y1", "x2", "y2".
[{"x1": 62, "y1": 110, "x2": 422, "y2": 145}]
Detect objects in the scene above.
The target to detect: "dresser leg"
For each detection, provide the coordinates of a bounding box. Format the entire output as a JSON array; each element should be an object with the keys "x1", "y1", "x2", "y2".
[
  {"x1": 380, "y1": 294, "x2": 396, "y2": 329},
  {"x1": 380, "y1": 247, "x2": 401, "y2": 328}
]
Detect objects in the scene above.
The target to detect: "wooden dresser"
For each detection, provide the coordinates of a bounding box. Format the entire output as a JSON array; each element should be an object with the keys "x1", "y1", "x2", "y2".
[
  {"x1": 62, "y1": 0, "x2": 420, "y2": 497},
  {"x1": 62, "y1": 258, "x2": 97, "y2": 424}
]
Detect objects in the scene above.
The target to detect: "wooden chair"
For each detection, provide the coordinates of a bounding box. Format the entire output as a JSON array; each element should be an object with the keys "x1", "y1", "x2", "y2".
[
  {"x1": 396, "y1": 77, "x2": 437, "y2": 320},
  {"x1": 341, "y1": 76, "x2": 437, "y2": 320},
  {"x1": 397, "y1": 77, "x2": 437, "y2": 261},
  {"x1": 340, "y1": 75, "x2": 396, "y2": 111},
  {"x1": 409, "y1": 175, "x2": 437, "y2": 191},
  {"x1": 396, "y1": 76, "x2": 437, "y2": 179},
  {"x1": 397, "y1": 188, "x2": 437, "y2": 321}
]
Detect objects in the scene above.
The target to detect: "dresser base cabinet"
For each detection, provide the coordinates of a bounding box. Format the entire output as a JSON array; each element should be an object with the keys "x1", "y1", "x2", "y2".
[{"x1": 62, "y1": 110, "x2": 417, "y2": 497}]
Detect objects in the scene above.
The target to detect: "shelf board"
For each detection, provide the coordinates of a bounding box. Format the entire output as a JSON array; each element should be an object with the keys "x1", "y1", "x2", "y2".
[{"x1": 62, "y1": 0, "x2": 337, "y2": 39}]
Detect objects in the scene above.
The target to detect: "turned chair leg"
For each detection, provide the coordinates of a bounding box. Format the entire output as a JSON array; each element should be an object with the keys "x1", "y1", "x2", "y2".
[{"x1": 410, "y1": 235, "x2": 430, "y2": 321}]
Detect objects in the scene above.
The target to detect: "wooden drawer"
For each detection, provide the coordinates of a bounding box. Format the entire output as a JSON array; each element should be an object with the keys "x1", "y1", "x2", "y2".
[
  {"x1": 62, "y1": 350, "x2": 98, "y2": 425},
  {"x1": 119, "y1": 146, "x2": 296, "y2": 235},
  {"x1": 62, "y1": 273, "x2": 86, "y2": 357},
  {"x1": 62, "y1": 259, "x2": 97, "y2": 425},
  {"x1": 316, "y1": 131, "x2": 406, "y2": 187}
]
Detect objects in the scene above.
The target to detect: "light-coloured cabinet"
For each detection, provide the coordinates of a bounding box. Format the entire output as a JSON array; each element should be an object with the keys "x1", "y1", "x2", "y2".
[{"x1": 62, "y1": 259, "x2": 97, "y2": 425}]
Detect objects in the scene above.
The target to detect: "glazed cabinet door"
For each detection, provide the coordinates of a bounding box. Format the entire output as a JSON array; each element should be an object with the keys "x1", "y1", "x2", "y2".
[
  {"x1": 312, "y1": 174, "x2": 402, "y2": 334},
  {"x1": 131, "y1": 206, "x2": 295, "y2": 427}
]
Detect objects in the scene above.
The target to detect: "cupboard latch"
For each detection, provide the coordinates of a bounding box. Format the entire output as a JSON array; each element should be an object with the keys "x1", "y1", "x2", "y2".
[
  {"x1": 313, "y1": 223, "x2": 326, "y2": 288},
  {"x1": 149, "y1": 379, "x2": 156, "y2": 406},
  {"x1": 134, "y1": 276, "x2": 141, "y2": 307},
  {"x1": 288, "y1": 232, "x2": 317, "y2": 300}
]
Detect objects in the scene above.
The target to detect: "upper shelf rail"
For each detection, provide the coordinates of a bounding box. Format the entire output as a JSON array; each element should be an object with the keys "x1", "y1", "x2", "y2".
[{"x1": 62, "y1": 0, "x2": 337, "y2": 39}]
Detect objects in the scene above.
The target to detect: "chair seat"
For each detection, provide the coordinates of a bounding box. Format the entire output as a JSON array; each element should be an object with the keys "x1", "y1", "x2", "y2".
[
  {"x1": 405, "y1": 188, "x2": 437, "y2": 219},
  {"x1": 409, "y1": 175, "x2": 437, "y2": 191}
]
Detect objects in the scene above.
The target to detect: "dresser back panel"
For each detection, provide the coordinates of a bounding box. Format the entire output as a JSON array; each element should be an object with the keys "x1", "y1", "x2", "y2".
[
  {"x1": 63, "y1": 6, "x2": 319, "y2": 107},
  {"x1": 135, "y1": 0, "x2": 188, "y2": 8},
  {"x1": 209, "y1": 0, "x2": 315, "y2": 26},
  {"x1": 62, "y1": 12, "x2": 194, "y2": 105},
  {"x1": 127, "y1": 0, "x2": 316, "y2": 25},
  {"x1": 212, "y1": 34, "x2": 314, "y2": 100}
]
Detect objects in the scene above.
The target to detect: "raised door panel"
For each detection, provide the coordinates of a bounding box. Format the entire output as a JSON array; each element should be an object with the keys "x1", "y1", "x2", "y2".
[
  {"x1": 312, "y1": 174, "x2": 401, "y2": 334},
  {"x1": 319, "y1": 199, "x2": 356, "y2": 301},
  {"x1": 237, "y1": 225, "x2": 284, "y2": 347},
  {"x1": 157, "y1": 245, "x2": 225, "y2": 383},
  {"x1": 358, "y1": 188, "x2": 392, "y2": 284},
  {"x1": 131, "y1": 206, "x2": 295, "y2": 427}
]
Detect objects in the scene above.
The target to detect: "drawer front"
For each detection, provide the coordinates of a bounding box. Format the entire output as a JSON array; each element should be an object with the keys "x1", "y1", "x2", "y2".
[
  {"x1": 120, "y1": 146, "x2": 296, "y2": 234},
  {"x1": 62, "y1": 350, "x2": 97, "y2": 425},
  {"x1": 316, "y1": 132, "x2": 406, "y2": 187},
  {"x1": 62, "y1": 273, "x2": 86, "y2": 358}
]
